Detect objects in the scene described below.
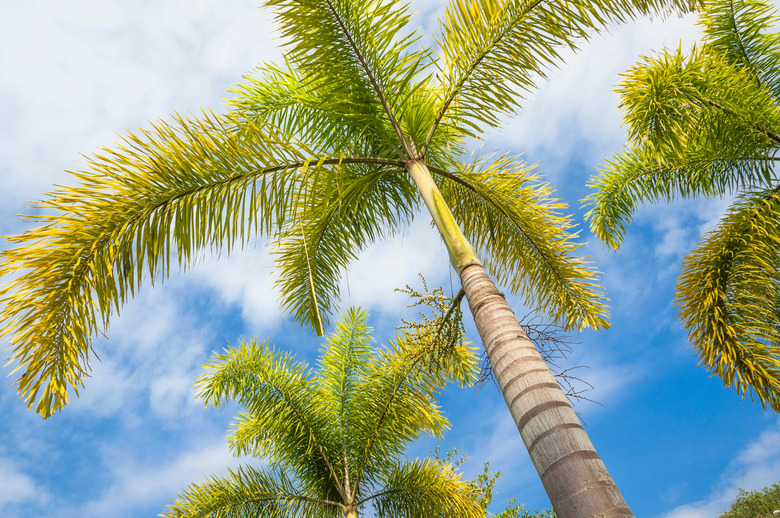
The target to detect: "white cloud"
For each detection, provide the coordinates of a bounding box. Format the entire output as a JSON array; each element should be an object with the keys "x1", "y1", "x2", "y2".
[
  {"x1": 661, "y1": 419, "x2": 780, "y2": 518},
  {"x1": 78, "y1": 439, "x2": 247, "y2": 518},
  {"x1": 189, "y1": 247, "x2": 287, "y2": 332},
  {"x1": 338, "y1": 218, "x2": 451, "y2": 315},
  {"x1": 66, "y1": 282, "x2": 217, "y2": 420},
  {"x1": 0, "y1": 1, "x2": 279, "y2": 208},
  {"x1": 0, "y1": 458, "x2": 38, "y2": 510}
]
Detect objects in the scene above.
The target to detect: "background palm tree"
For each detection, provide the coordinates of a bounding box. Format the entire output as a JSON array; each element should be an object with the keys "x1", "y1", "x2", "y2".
[
  {"x1": 164, "y1": 306, "x2": 481, "y2": 518},
  {"x1": 586, "y1": 0, "x2": 780, "y2": 412},
  {"x1": 0, "y1": 0, "x2": 694, "y2": 515}
]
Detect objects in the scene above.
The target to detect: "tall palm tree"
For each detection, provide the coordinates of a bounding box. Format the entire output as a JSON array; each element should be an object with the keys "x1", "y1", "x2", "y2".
[
  {"x1": 0, "y1": 0, "x2": 694, "y2": 515},
  {"x1": 164, "y1": 307, "x2": 482, "y2": 518},
  {"x1": 586, "y1": 0, "x2": 780, "y2": 412}
]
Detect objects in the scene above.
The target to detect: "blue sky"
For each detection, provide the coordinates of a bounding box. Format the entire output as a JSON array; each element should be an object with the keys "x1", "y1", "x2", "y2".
[{"x1": 1, "y1": 1, "x2": 779, "y2": 517}]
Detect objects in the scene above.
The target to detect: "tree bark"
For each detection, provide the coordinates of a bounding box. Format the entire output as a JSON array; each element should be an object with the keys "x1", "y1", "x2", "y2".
[
  {"x1": 460, "y1": 264, "x2": 632, "y2": 518},
  {"x1": 406, "y1": 158, "x2": 633, "y2": 517}
]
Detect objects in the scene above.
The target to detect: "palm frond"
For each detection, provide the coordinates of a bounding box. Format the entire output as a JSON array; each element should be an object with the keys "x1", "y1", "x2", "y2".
[
  {"x1": 350, "y1": 314, "x2": 478, "y2": 488},
  {"x1": 587, "y1": 44, "x2": 780, "y2": 248},
  {"x1": 0, "y1": 111, "x2": 319, "y2": 417},
  {"x1": 426, "y1": 0, "x2": 695, "y2": 150},
  {"x1": 229, "y1": 61, "x2": 399, "y2": 158},
  {"x1": 274, "y1": 163, "x2": 417, "y2": 334},
  {"x1": 363, "y1": 459, "x2": 482, "y2": 518},
  {"x1": 197, "y1": 339, "x2": 346, "y2": 499},
  {"x1": 616, "y1": 47, "x2": 780, "y2": 154},
  {"x1": 314, "y1": 307, "x2": 374, "y2": 496},
  {"x1": 676, "y1": 188, "x2": 780, "y2": 412},
  {"x1": 701, "y1": 0, "x2": 780, "y2": 98},
  {"x1": 265, "y1": 0, "x2": 430, "y2": 157},
  {"x1": 586, "y1": 146, "x2": 777, "y2": 249},
  {"x1": 164, "y1": 465, "x2": 342, "y2": 518},
  {"x1": 436, "y1": 156, "x2": 610, "y2": 331}
]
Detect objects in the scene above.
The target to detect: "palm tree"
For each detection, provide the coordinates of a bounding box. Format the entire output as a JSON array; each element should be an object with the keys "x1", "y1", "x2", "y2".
[
  {"x1": 0, "y1": 0, "x2": 695, "y2": 515},
  {"x1": 164, "y1": 307, "x2": 482, "y2": 518},
  {"x1": 586, "y1": 0, "x2": 780, "y2": 412}
]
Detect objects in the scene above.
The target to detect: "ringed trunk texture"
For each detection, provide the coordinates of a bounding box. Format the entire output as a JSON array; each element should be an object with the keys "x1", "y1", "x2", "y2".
[
  {"x1": 405, "y1": 159, "x2": 632, "y2": 517},
  {"x1": 460, "y1": 264, "x2": 632, "y2": 518}
]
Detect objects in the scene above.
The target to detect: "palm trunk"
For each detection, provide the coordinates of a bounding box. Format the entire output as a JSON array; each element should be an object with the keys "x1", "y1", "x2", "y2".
[
  {"x1": 344, "y1": 502, "x2": 358, "y2": 518},
  {"x1": 406, "y1": 159, "x2": 633, "y2": 518}
]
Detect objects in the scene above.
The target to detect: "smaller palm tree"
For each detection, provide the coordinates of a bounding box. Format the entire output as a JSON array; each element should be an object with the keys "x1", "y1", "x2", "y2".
[{"x1": 164, "y1": 306, "x2": 482, "y2": 518}]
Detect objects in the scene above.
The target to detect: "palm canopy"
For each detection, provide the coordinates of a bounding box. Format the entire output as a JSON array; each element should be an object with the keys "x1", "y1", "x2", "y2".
[
  {"x1": 0, "y1": 0, "x2": 693, "y2": 418},
  {"x1": 164, "y1": 306, "x2": 482, "y2": 518},
  {"x1": 585, "y1": 0, "x2": 780, "y2": 411}
]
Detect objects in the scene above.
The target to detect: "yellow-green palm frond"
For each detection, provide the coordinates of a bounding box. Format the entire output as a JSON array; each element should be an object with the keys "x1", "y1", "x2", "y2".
[
  {"x1": 164, "y1": 465, "x2": 342, "y2": 518},
  {"x1": 587, "y1": 45, "x2": 780, "y2": 249},
  {"x1": 701, "y1": 0, "x2": 780, "y2": 98},
  {"x1": 0, "y1": 111, "x2": 323, "y2": 418},
  {"x1": 266, "y1": 0, "x2": 430, "y2": 157},
  {"x1": 362, "y1": 459, "x2": 483, "y2": 518},
  {"x1": 426, "y1": 0, "x2": 695, "y2": 150},
  {"x1": 197, "y1": 339, "x2": 346, "y2": 498},
  {"x1": 229, "y1": 61, "x2": 357, "y2": 152},
  {"x1": 350, "y1": 317, "x2": 478, "y2": 489},
  {"x1": 315, "y1": 307, "x2": 374, "y2": 429},
  {"x1": 229, "y1": 61, "x2": 400, "y2": 158},
  {"x1": 313, "y1": 307, "x2": 374, "y2": 493},
  {"x1": 435, "y1": 156, "x2": 609, "y2": 331},
  {"x1": 676, "y1": 189, "x2": 780, "y2": 411},
  {"x1": 188, "y1": 307, "x2": 477, "y2": 513},
  {"x1": 274, "y1": 163, "x2": 417, "y2": 335},
  {"x1": 586, "y1": 147, "x2": 777, "y2": 249},
  {"x1": 616, "y1": 47, "x2": 780, "y2": 155}
]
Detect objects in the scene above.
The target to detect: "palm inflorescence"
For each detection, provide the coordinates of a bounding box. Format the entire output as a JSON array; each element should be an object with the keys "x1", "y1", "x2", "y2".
[{"x1": 586, "y1": 0, "x2": 780, "y2": 411}]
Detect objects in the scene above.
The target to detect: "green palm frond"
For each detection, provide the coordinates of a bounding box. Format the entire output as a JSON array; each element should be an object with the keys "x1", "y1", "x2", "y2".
[
  {"x1": 364, "y1": 458, "x2": 482, "y2": 518},
  {"x1": 702, "y1": 0, "x2": 780, "y2": 97},
  {"x1": 274, "y1": 163, "x2": 417, "y2": 334},
  {"x1": 229, "y1": 61, "x2": 356, "y2": 152},
  {"x1": 197, "y1": 339, "x2": 345, "y2": 497},
  {"x1": 426, "y1": 0, "x2": 696, "y2": 150},
  {"x1": 586, "y1": 146, "x2": 777, "y2": 248},
  {"x1": 588, "y1": 0, "x2": 780, "y2": 411},
  {"x1": 676, "y1": 189, "x2": 780, "y2": 412},
  {"x1": 313, "y1": 307, "x2": 373, "y2": 498},
  {"x1": 350, "y1": 315, "x2": 478, "y2": 488},
  {"x1": 164, "y1": 465, "x2": 341, "y2": 518},
  {"x1": 0, "y1": 112, "x2": 324, "y2": 418},
  {"x1": 315, "y1": 307, "x2": 374, "y2": 430},
  {"x1": 266, "y1": 0, "x2": 430, "y2": 157},
  {"x1": 230, "y1": 61, "x2": 403, "y2": 158},
  {"x1": 436, "y1": 156, "x2": 609, "y2": 331},
  {"x1": 587, "y1": 44, "x2": 780, "y2": 248},
  {"x1": 616, "y1": 47, "x2": 780, "y2": 155},
  {"x1": 180, "y1": 307, "x2": 479, "y2": 516}
]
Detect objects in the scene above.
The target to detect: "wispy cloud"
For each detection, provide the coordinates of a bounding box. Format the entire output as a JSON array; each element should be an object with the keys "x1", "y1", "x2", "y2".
[
  {"x1": 0, "y1": 458, "x2": 38, "y2": 511},
  {"x1": 660, "y1": 419, "x2": 780, "y2": 518},
  {"x1": 76, "y1": 439, "x2": 247, "y2": 518}
]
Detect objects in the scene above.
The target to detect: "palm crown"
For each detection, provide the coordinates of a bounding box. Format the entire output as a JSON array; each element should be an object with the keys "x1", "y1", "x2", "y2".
[
  {"x1": 164, "y1": 307, "x2": 481, "y2": 518},
  {"x1": 586, "y1": 0, "x2": 780, "y2": 411}
]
